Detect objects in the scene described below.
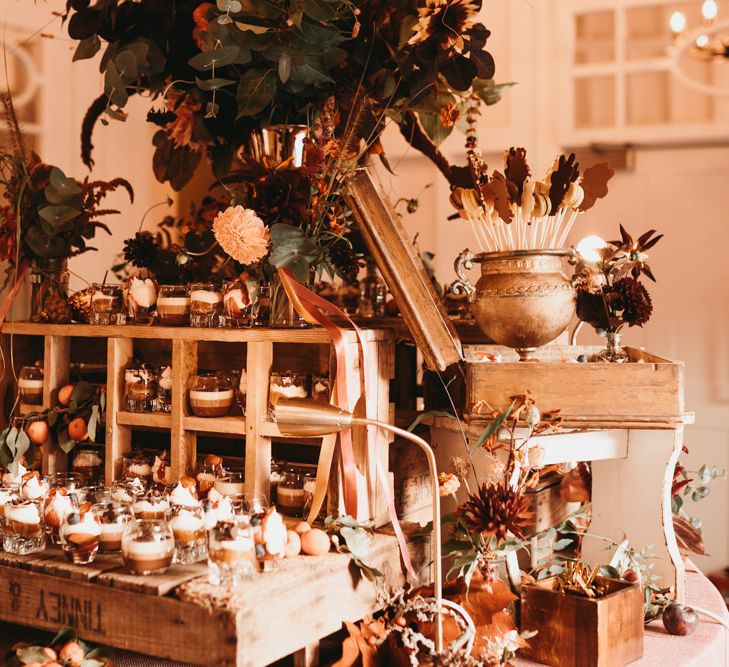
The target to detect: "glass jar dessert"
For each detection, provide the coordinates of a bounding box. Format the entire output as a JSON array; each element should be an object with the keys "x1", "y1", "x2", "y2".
[
  {"x1": 269, "y1": 372, "x2": 310, "y2": 417},
  {"x1": 110, "y1": 477, "x2": 147, "y2": 505},
  {"x1": 131, "y1": 491, "x2": 170, "y2": 520},
  {"x1": 93, "y1": 501, "x2": 132, "y2": 553},
  {"x1": 311, "y1": 374, "x2": 330, "y2": 402},
  {"x1": 270, "y1": 460, "x2": 284, "y2": 505},
  {"x1": 207, "y1": 518, "x2": 256, "y2": 586},
  {"x1": 194, "y1": 463, "x2": 219, "y2": 500},
  {"x1": 157, "y1": 366, "x2": 173, "y2": 412},
  {"x1": 121, "y1": 518, "x2": 175, "y2": 575},
  {"x1": 276, "y1": 466, "x2": 305, "y2": 517},
  {"x1": 214, "y1": 472, "x2": 245, "y2": 497},
  {"x1": 81, "y1": 484, "x2": 111, "y2": 506},
  {"x1": 18, "y1": 365, "x2": 44, "y2": 406},
  {"x1": 0, "y1": 483, "x2": 18, "y2": 537},
  {"x1": 125, "y1": 366, "x2": 158, "y2": 413},
  {"x1": 20, "y1": 470, "x2": 49, "y2": 502},
  {"x1": 43, "y1": 487, "x2": 76, "y2": 544},
  {"x1": 188, "y1": 372, "x2": 234, "y2": 418},
  {"x1": 4, "y1": 498, "x2": 45, "y2": 554},
  {"x1": 168, "y1": 478, "x2": 199, "y2": 509},
  {"x1": 252, "y1": 507, "x2": 287, "y2": 572},
  {"x1": 71, "y1": 447, "x2": 104, "y2": 485},
  {"x1": 91, "y1": 283, "x2": 124, "y2": 325},
  {"x1": 189, "y1": 282, "x2": 223, "y2": 328},
  {"x1": 169, "y1": 504, "x2": 207, "y2": 564},
  {"x1": 124, "y1": 276, "x2": 157, "y2": 325},
  {"x1": 202, "y1": 490, "x2": 235, "y2": 531},
  {"x1": 222, "y1": 277, "x2": 256, "y2": 328},
  {"x1": 60, "y1": 503, "x2": 101, "y2": 565},
  {"x1": 253, "y1": 283, "x2": 271, "y2": 327},
  {"x1": 157, "y1": 285, "x2": 190, "y2": 326},
  {"x1": 122, "y1": 451, "x2": 155, "y2": 486}
]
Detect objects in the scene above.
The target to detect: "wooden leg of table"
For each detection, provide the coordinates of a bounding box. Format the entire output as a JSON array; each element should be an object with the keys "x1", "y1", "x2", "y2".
[
  {"x1": 245, "y1": 341, "x2": 273, "y2": 501},
  {"x1": 292, "y1": 642, "x2": 320, "y2": 667},
  {"x1": 583, "y1": 428, "x2": 685, "y2": 602},
  {"x1": 105, "y1": 338, "x2": 133, "y2": 483},
  {"x1": 43, "y1": 335, "x2": 71, "y2": 474},
  {"x1": 171, "y1": 340, "x2": 197, "y2": 482}
]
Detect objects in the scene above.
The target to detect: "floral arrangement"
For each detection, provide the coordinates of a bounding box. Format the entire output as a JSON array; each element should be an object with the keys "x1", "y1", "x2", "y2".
[
  {"x1": 63, "y1": 0, "x2": 506, "y2": 190},
  {"x1": 0, "y1": 381, "x2": 105, "y2": 476},
  {"x1": 450, "y1": 143, "x2": 615, "y2": 252},
  {"x1": 0, "y1": 93, "x2": 133, "y2": 282},
  {"x1": 5, "y1": 627, "x2": 108, "y2": 667},
  {"x1": 573, "y1": 225, "x2": 663, "y2": 335}
]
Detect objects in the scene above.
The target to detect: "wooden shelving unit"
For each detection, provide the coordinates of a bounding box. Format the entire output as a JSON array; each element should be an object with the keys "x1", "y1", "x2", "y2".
[{"x1": 1, "y1": 322, "x2": 395, "y2": 523}]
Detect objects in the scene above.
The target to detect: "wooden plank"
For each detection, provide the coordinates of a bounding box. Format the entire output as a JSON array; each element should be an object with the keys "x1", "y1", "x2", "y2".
[
  {"x1": 466, "y1": 345, "x2": 684, "y2": 423},
  {"x1": 0, "y1": 564, "x2": 237, "y2": 666},
  {"x1": 0, "y1": 546, "x2": 121, "y2": 582},
  {"x1": 1, "y1": 322, "x2": 392, "y2": 344},
  {"x1": 116, "y1": 411, "x2": 172, "y2": 429},
  {"x1": 184, "y1": 415, "x2": 245, "y2": 435},
  {"x1": 43, "y1": 335, "x2": 71, "y2": 474},
  {"x1": 106, "y1": 338, "x2": 134, "y2": 483},
  {"x1": 95, "y1": 563, "x2": 207, "y2": 596},
  {"x1": 245, "y1": 341, "x2": 273, "y2": 500},
  {"x1": 171, "y1": 339, "x2": 197, "y2": 482}
]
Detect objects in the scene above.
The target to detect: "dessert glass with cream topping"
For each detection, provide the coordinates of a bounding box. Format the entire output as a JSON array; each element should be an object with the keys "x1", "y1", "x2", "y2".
[
  {"x1": 213, "y1": 472, "x2": 245, "y2": 497},
  {"x1": 124, "y1": 276, "x2": 157, "y2": 324},
  {"x1": 60, "y1": 504, "x2": 101, "y2": 564},
  {"x1": 157, "y1": 366, "x2": 173, "y2": 412},
  {"x1": 207, "y1": 518, "x2": 256, "y2": 585},
  {"x1": 222, "y1": 278, "x2": 257, "y2": 327},
  {"x1": 121, "y1": 518, "x2": 175, "y2": 575},
  {"x1": 194, "y1": 462, "x2": 219, "y2": 500},
  {"x1": 18, "y1": 365, "x2": 44, "y2": 406},
  {"x1": 4, "y1": 498, "x2": 45, "y2": 554},
  {"x1": 71, "y1": 447, "x2": 104, "y2": 484},
  {"x1": 0, "y1": 483, "x2": 19, "y2": 538},
  {"x1": 157, "y1": 285, "x2": 190, "y2": 326},
  {"x1": 188, "y1": 372, "x2": 234, "y2": 418},
  {"x1": 189, "y1": 282, "x2": 223, "y2": 328},
  {"x1": 277, "y1": 466, "x2": 305, "y2": 517},
  {"x1": 169, "y1": 504, "x2": 207, "y2": 564},
  {"x1": 122, "y1": 451, "x2": 155, "y2": 485},
  {"x1": 93, "y1": 501, "x2": 132, "y2": 553},
  {"x1": 202, "y1": 490, "x2": 235, "y2": 531},
  {"x1": 125, "y1": 367, "x2": 158, "y2": 413},
  {"x1": 311, "y1": 374, "x2": 330, "y2": 402},
  {"x1": 252, "y1": 507, "x2": 287, "y2": 572},
  {"x1": 168, "y1": 478, "x2": 199, "y2": 508},
  {"x1": 91, "y1": 284, "x2": 124, "y2": 325},
  {"x1": 131, "y1": 490, "x2": 170, "y2": 520},
  {"x1": 268, "y1": 372, "x2": 309, "y2": 420},
  {"x1": 110, "y1": 477, "x2": 147, "y2": 505},
  {"x1": 20, "y1": 471, "x2": 49, "y2": 502}
]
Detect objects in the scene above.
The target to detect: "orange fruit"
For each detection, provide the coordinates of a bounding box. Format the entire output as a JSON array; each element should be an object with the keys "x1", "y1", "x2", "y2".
[
  {"x1": 57, "y1": 384, "x2": 75, "y2": 406},
  {"x1": 26, "y1": 420, "x2": 49, "y2": 445},
  {"x1": 67, "y1": 417, "x2": 88, "y2": 442},
  {"x1": 293, "y1": 520, "x2": 311, "y2": 535},
  {"x1": 300, "y1": 528, "x2": 330, "y2": 556},
  {"x1": 284, "y1": 530, "x2": 301, "y2": 558}
]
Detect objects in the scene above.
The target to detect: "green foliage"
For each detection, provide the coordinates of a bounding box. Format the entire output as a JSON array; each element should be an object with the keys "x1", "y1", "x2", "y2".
[{"x1": 325, "y1": 515, "x2": 382, "y2": 582}]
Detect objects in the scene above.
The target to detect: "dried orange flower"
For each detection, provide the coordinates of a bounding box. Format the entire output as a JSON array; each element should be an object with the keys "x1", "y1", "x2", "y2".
[
  {"x1": 213, "y1": 205, "x2": 270, "y2": 265},
  {"x1": 439, "y1": 472, "x2": 461, "y2": 497}
]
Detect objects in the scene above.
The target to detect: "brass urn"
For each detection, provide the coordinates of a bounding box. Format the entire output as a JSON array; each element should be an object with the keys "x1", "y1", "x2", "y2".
[{"x1": 453, "y1": 249, "x2": 576, "y2": 360}]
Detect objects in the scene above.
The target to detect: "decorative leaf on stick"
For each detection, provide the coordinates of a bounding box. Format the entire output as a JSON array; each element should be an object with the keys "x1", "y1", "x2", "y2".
[
  {"x1": 548, "y1": 152, "x2": 579, "y2": 214},
  {"x1": 579, "y1": 162, "x2": 615, "y2": 212},
  {"x1": 490, "y1": 172, "x2": 513, "y2": 224}
]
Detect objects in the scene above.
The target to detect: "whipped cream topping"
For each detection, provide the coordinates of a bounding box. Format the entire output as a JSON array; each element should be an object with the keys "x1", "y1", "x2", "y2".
[
  {"x1": 123, "y1": 538, "x2": 174, "y2": 556},
  {"x1": 216, "y1": 536, "x2": 253, "y2": 551},
  {"x1": 157, "y1": 296, "x2": 190, "y2": 308},
  {"x1": 99, "y1": 523, "x2": 124, "y2": 538},
  {"x1": 61, "y1": 512, "x2": 101, "y2": 537},
  {"x1": 270, "y1": 383, "x2": 307, "y2": 399},
  {"x1": 170, "y1": 509, "x2": 204, "y2": 533},
  {"x1": 204, "y1": 497, "x2": 234, "y2": 530},
  {"x1": 3, "y1": 463, "x2": 26, "y2": 485},
  {"x1": 159, "y1": 367, "x2": 173, "y2": 391},
  {"x1": 224, "y1": 288, "x2": 248, "y2": 311},
  {"x1": 189, "y1": 389, "x2": 234, "y2": 402},
  {"x1": 129, "y1": 277, "x2": 157, "y2": 308},
  {"x1": 132, "y1": 498, "x2": 170, "y2": 515},
  {"x1": 128, "y1": 462, "x2": 152, "y2": 477},
  {"x1": 169, "y1": 482, "x2": 199, "y2": 508},
  {"x1": 46, "y1": 491, "x2": 73, "y2": 519},
  {"x1": 261, "y1": 509, "x2": 287, "y2": 557},
  {"x1": 190, "y1": 290, "x2": 223, "y2": 304},
  {"x1": 207, "y1": 488, "x2": 225, "y2": 504},
  {"x1": 74, "y1": 451, "x2": 102, "y2": 467},
  {"x1": 0, "y1": 487, "x2": 15, "y2": 506},
  {"x1": 21, "y1": 475, "x2": 47, "y2": 501},
  {"x1": 7, "y1": 502, "x2": 41, "y2": 524}
]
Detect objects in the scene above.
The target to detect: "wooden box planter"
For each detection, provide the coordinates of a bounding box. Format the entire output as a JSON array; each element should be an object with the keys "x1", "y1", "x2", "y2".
[
  {"x1": 465, "y1": 344, "x2": 684, "y2": 429},
  {"x1": 0, "y1": 322, "x2": 395, "y2": 524},
  {"x1": 520, "y1": 576, "x2": 644, "y2": 667}
]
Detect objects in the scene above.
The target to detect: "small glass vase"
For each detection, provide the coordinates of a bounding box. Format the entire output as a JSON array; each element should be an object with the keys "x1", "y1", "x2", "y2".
[
  {"x1": 29, "y1": 258, "x2": 71, "y2": 323},
  {"x1": 269, "y1": 274, "x2": 309, "y2": 329},
  {"x1": 600, "y1": 331, "x2": 629, "y2": 363}
]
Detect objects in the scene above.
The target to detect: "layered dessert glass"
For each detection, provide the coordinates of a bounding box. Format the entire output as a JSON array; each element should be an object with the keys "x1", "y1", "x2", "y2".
[
  {"x1": 168, "y1": 478, "x2": 199, "y2": 509},
  {"x1": 222, "y1": 278, "x2": 256, "y2": 327},
  {"x1": 60, "y1": 504, "x2": 101, "y2": 564},
  {"x1": 121, "y1": 518, "x2": 175, "y2": 575},
  {"x1": 269, "y1": 372, "x2": 309, "y2": 418},
  {"x1": 277, "y1": 466, "x2": 305, "y2": 517},
  {"x1": 110, "y1": 477, "x2": 147, "y2": 505},
  {"x1": 157, "y1": 366, "x2": 173, "y2": 412},
  {"x1": 188, "y1": 372, "x2": 234, "y2": 418},
  {"x1": 169, "y1": 504, "x2": 207, "y2": 564},
  {"x1": 202, "y1": 490, "x2": 235, "y2": 531},
  {"x1": 4, "y1": 498, "x2": 45, "y2": 554},
  {"x1": 20, "y1": 471, "x2": 49, "y2": 502},
  {"x1": 207, "y1": 518, "x2": 256, "y2": 585},
  {"x1": 18, "y1": 365, "x2": 44, "y2": 406},
  {"x1": 189, "y1": 282, "x2": 223, "y2": 328},
  {"x1": 213, "y1": 472, "x2": 245, "y2": 497},
  {"x1": 122, "y1": 451, "x2": 154, "y2": 485},
  {"x1": 0, "y1": 483, "x2": 18, "y2": 538},
  {"x1": 71, "y1": 447, "x2": 104, "y2": 484},
  {"x1": 91, "y1": 284, "x2": 123, "y2": 325},
  {"x1": 124, "y1": 276, "x2": 157, "y2": 324},
  {"x1": 131, "y1": 491, "x2": 170, "y2": 520},
  {"x1": 157, "y1": 285, "x2": 190, "y2": 326},
  {"x1": 93, "y1": 501, "x2": 132, "y2": 553},
  {"x1": 125, "y1": 367, "x2": 158, "y2": 413}
]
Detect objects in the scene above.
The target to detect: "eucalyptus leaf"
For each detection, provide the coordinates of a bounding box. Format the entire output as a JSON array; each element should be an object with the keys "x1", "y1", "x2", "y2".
[
  {"x1": 58, "y1": 430, "x2": 77, "y2": 454},
  {"x1": 470, "y1": 404, "x2": 512, "y2": 454},
  {"x1": 340, "y1": 526, "x2": 374, "y2": 561},
  {"x1": 6, "y1": 426, "x2": 18, "y2": 456},
  {"x1": 104, "y1": 62, "x2": 128, "y2": 107},
  {"x1": 418, "y1": 112, "x2": 452, "y2": 147},
  {"x1": 236, "y1": 68, "x2": 276, "y2": 117},
  {"x1": 114, "y1": 50, "x2": 139, "y2": 79},
  {"x1": 278, "y1": 52, "x2": 291, "y2": 83},
  {"x1": 50, "y1": 167, "x2": 83, "y2": 197},
  {"x1": 87, "y1": 404, "x2": 99, "y2": 443},
  {"x1": 189, "y1": 45, "x2": 240, "y2": 70},
  {"x1": 39, "y1": 205, "x2": 81, "y2": 229},
  {"x1": 73, "y1": 34, "x2": 101, "y2": 61},
  {"x1": 551, "y1": 538, "x2": 573, "y2": 551},
  {"x1": 196, "y1": 76, "x2": 237, "y2": 91},
  {"x1": 14, "y1": 429, "x2": 30, "y2": 461}
]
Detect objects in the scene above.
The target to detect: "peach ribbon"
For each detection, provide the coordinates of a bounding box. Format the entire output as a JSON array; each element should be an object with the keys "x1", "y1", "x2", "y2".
[{"x1": 277, "y1": 268, "x2": 416, "y2": 579}]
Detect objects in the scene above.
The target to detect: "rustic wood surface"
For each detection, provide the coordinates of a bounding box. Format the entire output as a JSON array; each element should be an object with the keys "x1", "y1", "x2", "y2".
[
  {"x1": 245, "y1": 340, "x2": 273, "y2": 501},
  {"x1": 520, "y1": 577, "x2": 644, "y2": 667},
  {"x1": 42, "y1": 335, "x2": 71, "y2": 474},
  {"x1": 171, "y1": 339, "x2": 198, "y2": 481},
  {"x1": 105, "y1": 337, "x2": 134, "y2": 482}
]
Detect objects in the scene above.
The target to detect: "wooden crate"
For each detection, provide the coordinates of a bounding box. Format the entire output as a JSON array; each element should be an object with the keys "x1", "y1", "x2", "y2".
[
  {"x1": 466, "y1": 344, "x2": 684, "y2": 429},
  {"x1": 0, "y1": 323, "x2": 395, "y2": 524},
  {"x1": 0, "y1": 533, "x2": 427, "y2": 667},
  {"x1": 520, "y1": 576, "x2": 644, "y2": 667}
]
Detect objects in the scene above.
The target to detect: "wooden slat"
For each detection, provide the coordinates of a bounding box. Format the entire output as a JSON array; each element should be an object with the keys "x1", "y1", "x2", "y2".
[
  {"x1": 184, "y1": 415, "x2": 245, "y2": 435},
  {"x1": 1, "y1": 322, "x2": 392, "y2": 344},
  {"x1": 42, "y1": 335, "x2": 71, "y2": 474},
  {"x1": 95, "y1": 563, "x2": 207, "y2": 596},
  {"x1": 0, "y1": 546, "x2": 121, "y2": 582},
  {"x1": 0, "y1": 564, "x2": 237, "y2": 665},
  {"x1": 171, "y1": 339, "x2": 197, "y2": 482},
  {"x1": 245, "y1": 341, "x2": 273, "y2": 500},
  {"x1": 116, "y1": 411, "x2": 172, "y2": 429},
  {"x1": 106, "y1": 338, "x2": 133, "y2": 483}
]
